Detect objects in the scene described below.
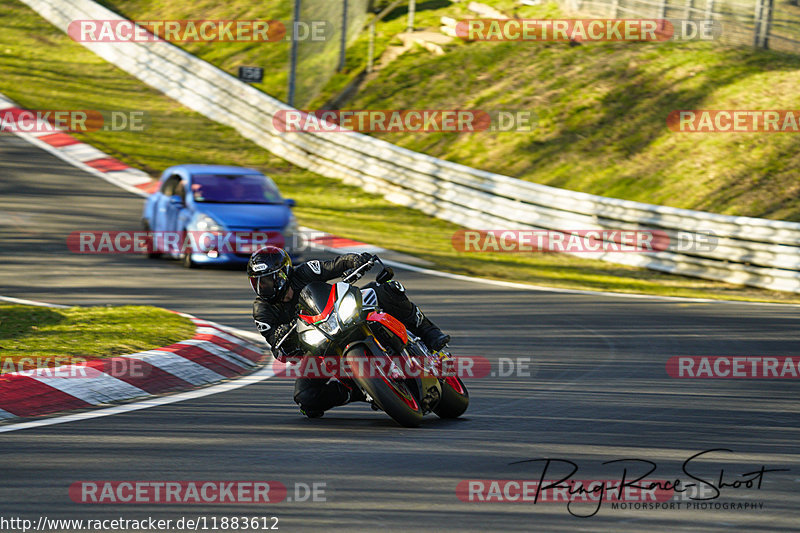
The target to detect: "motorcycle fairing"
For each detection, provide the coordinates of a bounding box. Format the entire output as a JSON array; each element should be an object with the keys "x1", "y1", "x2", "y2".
[
  {"x1": 366, "y1": 311, "x2": 408, "y2": 344},
  {"x1": 299, "y1": 282, "x2": 337, "y2": 324}
]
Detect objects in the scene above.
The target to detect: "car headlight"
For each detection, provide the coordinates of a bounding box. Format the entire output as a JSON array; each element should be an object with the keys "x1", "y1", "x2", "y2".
[
  {"x1": 300, "y1": 328, "x2": 327, "y2": 347},
  {"x1": 338, "y1": 292, "x2": 358, "y2": 323},
  {"x1": 189, "y1": 214, "x2": 223, "y2": 232}
]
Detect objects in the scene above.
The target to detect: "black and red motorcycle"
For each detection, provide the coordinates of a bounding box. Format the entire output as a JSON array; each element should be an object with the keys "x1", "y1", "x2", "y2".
[{"x1": 275, "y1": 257, "x2": 468, "y2": 427}]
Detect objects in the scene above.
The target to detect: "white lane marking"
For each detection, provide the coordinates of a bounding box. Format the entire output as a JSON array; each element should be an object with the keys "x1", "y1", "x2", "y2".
[
  {"x1": 0, "y1": 295, "x2": 70, "y2": 308},
  {"x1": 29, "y1": 367, "x2": 149, "y2": 405},
  {"x1": 0, "y1": 365, "x2": 277, "y2": 434},
  {"x1": 131, "y1": 350, "x2": 226, "y2": 385}
]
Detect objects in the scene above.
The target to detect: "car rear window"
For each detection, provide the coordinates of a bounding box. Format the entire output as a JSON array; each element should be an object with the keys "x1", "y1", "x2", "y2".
[{"x1": 190, "y1": 174, "x2": 283, "y2": 204}]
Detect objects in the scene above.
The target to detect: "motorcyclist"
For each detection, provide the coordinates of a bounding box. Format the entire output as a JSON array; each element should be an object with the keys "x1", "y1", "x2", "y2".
[{"x1": 248, "y1": 246, "x2": 450, "y2": 418}]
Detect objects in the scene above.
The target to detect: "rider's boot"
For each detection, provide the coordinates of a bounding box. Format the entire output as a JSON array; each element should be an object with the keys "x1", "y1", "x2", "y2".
[
  {"x1": 299, "y1": 407, "x2": 325, "y2": 418},
  {"x1": 411, "y1": 307, "x2": 451, "y2": 352}
]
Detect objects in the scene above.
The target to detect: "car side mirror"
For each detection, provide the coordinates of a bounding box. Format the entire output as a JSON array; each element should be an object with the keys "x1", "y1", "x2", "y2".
[
  {"x1": 284, "y1": 198, "x2": 296, "y2": 207},
  {"x1": 376, "y1": 266, "x2": 394, "y2": 284}
]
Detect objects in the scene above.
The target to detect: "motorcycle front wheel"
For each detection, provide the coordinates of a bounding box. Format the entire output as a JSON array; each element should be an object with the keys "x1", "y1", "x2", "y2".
[{"x1": 344, "y1": 345, "x2": 423, "y2": 428}]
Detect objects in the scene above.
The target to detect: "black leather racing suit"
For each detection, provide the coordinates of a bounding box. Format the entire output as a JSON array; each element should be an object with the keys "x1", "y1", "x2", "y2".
[{"x1": 253, "y1": 254, "x2": 440, "y2": 414}]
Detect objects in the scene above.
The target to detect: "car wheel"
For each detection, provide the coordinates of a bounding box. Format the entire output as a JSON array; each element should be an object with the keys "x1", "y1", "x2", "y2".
[{"x1": 180, "y1": 250, "x2": 195, "y2": 269}]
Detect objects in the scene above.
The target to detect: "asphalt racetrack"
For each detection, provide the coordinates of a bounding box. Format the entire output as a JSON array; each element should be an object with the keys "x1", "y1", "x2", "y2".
[{"x1": 1, "y1": 132, "x2": 799, "y2": 531}]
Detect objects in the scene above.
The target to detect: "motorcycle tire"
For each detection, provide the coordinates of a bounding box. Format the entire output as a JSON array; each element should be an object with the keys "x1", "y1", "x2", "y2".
[
  {"x1": 344, "y1": 346, "x2": 423, "y2": 428},
  {"x1": 433, "y1": 376, "x2": 469, "y2": 419}
]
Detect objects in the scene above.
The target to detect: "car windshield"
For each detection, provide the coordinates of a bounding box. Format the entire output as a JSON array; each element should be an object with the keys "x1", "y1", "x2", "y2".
[{"x1": 190, "y1": 174, "x2": 283, "y2": 204}]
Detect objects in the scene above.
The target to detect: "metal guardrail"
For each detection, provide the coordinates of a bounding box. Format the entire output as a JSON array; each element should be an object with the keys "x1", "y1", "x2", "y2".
[{"x1": 22, "y1": 0, "x2": 800, "y2": 293}]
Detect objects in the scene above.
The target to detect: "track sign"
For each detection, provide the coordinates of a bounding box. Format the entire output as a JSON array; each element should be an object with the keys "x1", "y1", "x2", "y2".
[{"x1": 238, "y1": 66, "x2": 264, "y2": 83}]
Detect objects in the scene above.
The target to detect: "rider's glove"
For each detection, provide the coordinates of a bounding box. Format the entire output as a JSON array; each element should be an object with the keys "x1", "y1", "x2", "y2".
[
  {"x1": 271, "y1": 323, "x2": 296, "y2": 362},
  {"x1": 273, "y1": 348, "x2": 303, "y2": 365},
  {"x1": 354, "y1": 252, "x2": 376, "y2": 268},
  {"x1": 271, "y1": 349, "x2": 288, "y2": 364}
]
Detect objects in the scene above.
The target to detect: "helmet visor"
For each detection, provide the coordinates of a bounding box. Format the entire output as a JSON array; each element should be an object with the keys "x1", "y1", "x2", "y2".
[{"x1": 251, "y1": 269, "x2": 289, "y2": 300}]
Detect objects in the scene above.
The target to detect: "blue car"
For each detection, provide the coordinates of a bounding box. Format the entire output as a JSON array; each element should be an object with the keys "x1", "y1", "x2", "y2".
[{"x1": 142, "y1": 165, "x2": 300, "y2": 267}]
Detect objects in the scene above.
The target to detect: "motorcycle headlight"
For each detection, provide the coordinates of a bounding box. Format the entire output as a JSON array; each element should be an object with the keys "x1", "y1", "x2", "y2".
[
  {"x1": 317, "y1": 312, "x2": 341, "y2": 336},
  {"x1": 338, "y1": 292, "x2": 358, "y2": 323},
  {"x1": 300, "y1": 328, "x2": 327, "y2": 347}
]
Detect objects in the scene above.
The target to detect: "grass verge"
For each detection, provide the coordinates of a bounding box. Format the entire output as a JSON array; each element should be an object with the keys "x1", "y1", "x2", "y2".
[
  {"x1": 2, "y1": 0, "x2": 800, "y2": 304},
  {"x1": 0, "y1": 304, "x2": 196, "y2": 372}
]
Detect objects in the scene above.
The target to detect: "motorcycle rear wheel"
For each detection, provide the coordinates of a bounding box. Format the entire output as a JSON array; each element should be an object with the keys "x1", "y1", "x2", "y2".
[{"x1": 433, "y1": 376, "x2": 469, "y2": 419}]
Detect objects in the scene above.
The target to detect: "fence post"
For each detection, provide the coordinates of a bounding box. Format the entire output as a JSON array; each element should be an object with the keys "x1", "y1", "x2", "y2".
[
  {"x1": 408, "y1": 0, "x2": 416, "y2": 32},
  {"x1": 685, "y1": 0, "x2": 694, "y2": 19},
  {"x1": 367, "y1": 21, "x2": 376, "y2": 73},
  {"x1": 704, "y1": 0, "x2": 714, "y2": 21},
  {"x1": 288, "y1": 0, "x2": 301, "y2": 106},
  {"x1": 760, "y1": 0, "x2": 774, "y2": 48},
  {"x1": 338, "y1": 0, "x2": 348, "y2": 72},
  {"x1": 753, "y1": 0, "x2": 763, "y2": 47},
  {"x1": 611, "y1": 0, "x2": 619, "y2": 18}
]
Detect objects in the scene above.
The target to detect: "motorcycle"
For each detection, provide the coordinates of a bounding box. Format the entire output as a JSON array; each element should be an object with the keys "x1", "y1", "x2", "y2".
[{"x1": 274, "y1": 256, "x2": 469, "y2": 427}]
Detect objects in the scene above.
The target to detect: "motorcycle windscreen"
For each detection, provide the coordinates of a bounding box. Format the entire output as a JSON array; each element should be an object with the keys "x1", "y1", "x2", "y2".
[{"x1": 298, "y1": 282, "x2": 336, "y2": 324}]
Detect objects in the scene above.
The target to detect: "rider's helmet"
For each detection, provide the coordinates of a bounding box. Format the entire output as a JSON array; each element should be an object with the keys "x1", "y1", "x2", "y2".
[{"x1": 247, "y1": 246, "x2": 292, "y2": 302}]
